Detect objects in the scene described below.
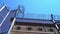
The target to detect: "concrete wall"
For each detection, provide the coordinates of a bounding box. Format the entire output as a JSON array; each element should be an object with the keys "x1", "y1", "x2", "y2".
[{"x1": 11, "y1": 24, "x2": 58, "y2": 34}]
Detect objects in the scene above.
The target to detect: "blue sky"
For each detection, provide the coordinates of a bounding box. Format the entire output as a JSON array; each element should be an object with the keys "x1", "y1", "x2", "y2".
[{"x1": 0, "y1": 0, "x2": 60, "y2": 15}]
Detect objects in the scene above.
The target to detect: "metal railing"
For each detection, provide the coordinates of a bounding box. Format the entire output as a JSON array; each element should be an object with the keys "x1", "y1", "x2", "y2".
[
  {"x1": 0, "y1": 4, "x2": 8, "y2": 27},
  {"x1": 0, "y1": 4, "x2": 11, "y2": 34},
  {"x1": 8, "y1": 10, "x2": 19, "y2": 34},
  {"x1": 0, "y1": 4, "x2": 25, "y2": 34},
  {"x1": 17, "y1": 13, "x2": 60, "y2": 20},
  {"x1": 8, "y1": 5, "x2": 24, "y2": 34}
]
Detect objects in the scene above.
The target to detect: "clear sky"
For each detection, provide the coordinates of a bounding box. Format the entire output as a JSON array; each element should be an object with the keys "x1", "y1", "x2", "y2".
[{"x1": 0, "y1": 0, "x2": 60, "y2": 20}]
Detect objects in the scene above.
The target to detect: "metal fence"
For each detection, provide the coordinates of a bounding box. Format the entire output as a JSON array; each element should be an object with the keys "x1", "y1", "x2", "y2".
[{"x1": 17, "y1": 13, "x2": 60, "y2": 20}]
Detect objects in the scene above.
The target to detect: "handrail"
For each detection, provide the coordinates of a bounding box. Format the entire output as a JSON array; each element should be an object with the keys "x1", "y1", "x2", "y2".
[
  {"x1": 0, "y1": 5, "x2": 7, "y2": 26},
  {"x1": 8, "y1": 5, "x2": 21, "y2": 34},
  {"x1": 0, "y1": 10, "x2": 11, "y2": 27},
  {"x1": 8, "y1": 17, "x2": 16, "y2": 34},
  {"x1": 0, "y1": 4, "x2": 7, "y2": 12},
  {"x1": 0, "y1": 4, "x2": 11, "y2": 34},
  {"x1": 8, "y1": 10, "x2": 19, "y2": 34},
  {"x1": 0, "y1": 5, "x2": 7, "y2": 19}
]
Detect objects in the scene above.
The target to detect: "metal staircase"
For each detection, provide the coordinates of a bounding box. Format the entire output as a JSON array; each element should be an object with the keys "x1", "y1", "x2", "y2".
[
  {"x1": 0, "y1": 4, "x2": 11, "y2": 34},
  {"x1": 0, "y1": 4, "x2": 24, "y2": 34}
]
